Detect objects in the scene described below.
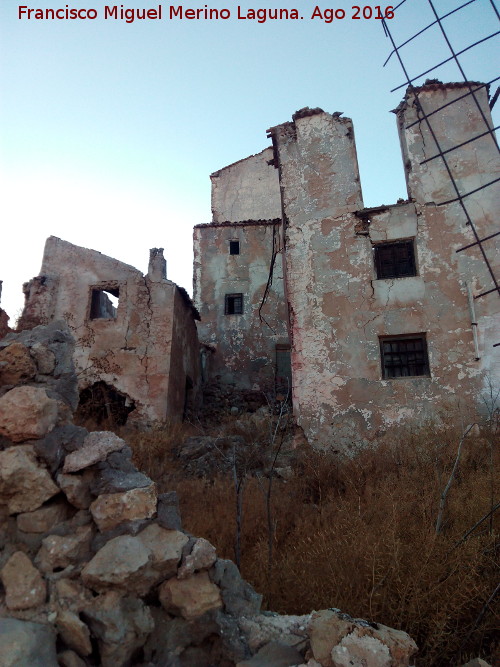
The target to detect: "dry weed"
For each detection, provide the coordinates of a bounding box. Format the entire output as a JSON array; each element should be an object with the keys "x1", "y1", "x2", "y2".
[
  {"x1": 104, "y1": 415, "x2": 499, "y2": 666},
  {"x1": 175, "y1": 424, "x2": 499, "y2": 666}
]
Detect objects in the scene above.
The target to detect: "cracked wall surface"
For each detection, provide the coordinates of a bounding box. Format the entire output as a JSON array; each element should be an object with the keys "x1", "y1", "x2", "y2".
[
  {"x1": 18, "y1": 237, "x2": 200, "y2": 424},
  {"x1": 194, "y1": 220, "x2": 289, "y2": 393},
  {"x1": 210, "y1": 147, "x2": 281, "y2": 224},
  {"x1": 195, "y1": 149, "x2": 289, "y2": 395},
  {"x1": 267, "y1": 84, "x2": 499, "y2": 447}
]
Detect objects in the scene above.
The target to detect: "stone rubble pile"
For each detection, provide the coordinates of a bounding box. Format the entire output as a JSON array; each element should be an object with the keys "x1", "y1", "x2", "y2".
[{"x1": 0, "y1": 322, "x2": 419, "y2": 667}]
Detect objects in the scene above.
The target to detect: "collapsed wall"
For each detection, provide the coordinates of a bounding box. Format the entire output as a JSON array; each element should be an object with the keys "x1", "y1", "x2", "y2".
[
  {"x1": 0, "y1": 322, "x2": 418, "y2": 667},
  {"x1": 18, "y1": 237, "x2": 201, "y2": 425}
]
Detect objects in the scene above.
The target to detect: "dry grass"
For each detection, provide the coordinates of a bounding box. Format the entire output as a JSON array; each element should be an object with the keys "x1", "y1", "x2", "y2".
[{"x1": 126, "y1": 419, "x2": 499, "y2": 666}]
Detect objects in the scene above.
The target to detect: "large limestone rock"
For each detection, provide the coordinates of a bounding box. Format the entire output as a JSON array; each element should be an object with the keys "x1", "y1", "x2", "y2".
[
  {"x1": 30, "y1": 341, "x2": 56, "y2": 375},
  {"x1": 35, "y1": 424, "x2": 87, "y2": 474},
  {"x1": 331, "y1": 632, "x2": 392, "y2": 667},
  {"x1": 57, "y1": 471, "x2": 94, "y2": 509},
  {"x1": 36, "y1": 524, "x2": 93, "y2": 573},
  {"x1": 54, "y1": 577, "x2": 94, "y2": 613},
  {"x1": 81, "y1": 534, "x2": 153, "y2": 594},
  {"x1": 0, "y1": 321, "x2": 79, "y2": 410},
  {"x1": 17, "y1": 497, "x2": 73, "y2": 533},
  {"x1": 0, "y1": 618, "x2": 58, "y2": 667},
  {"x1": 212, "y1": 558, "x2": 263, "y2": 617},
  {"x1": 56, "y1": 610, "x2": 92, "y2": 657},
  {"x1": 89, "y1": 482, "x2": 157, "y2": 531},
  {"x1": 0, "y1": 342, "x2": 36, "y2": 385},
  {"x1": 62, "y1": 431, "x2": 127, "y2": 473},
  {"x1": 239, "y1": 613, "x2": 311, "y2": 653},
  {"x1": 82, "y1": 591, "x2": 154, "y2": 667},
  {"x1": 0, "y1": 386, "x2": 59, "y2": 442},
  {"x1": 0, "y1": 551, "x2": 46, "y2": 610},
  {"x1": 136, "y1": 523, "x2": 189, "y2": 580},
  {"x1": 81, "y1": 526, "x2": 188, "y2": 595},
  {"x1": 308, "y1": 610, "x2": 417, "y2": 667},
  {"x1": 0, "y1": 445, "x2": 60, "y2": 513},
  {"x1": 159, "y1": 571, "x2": 223, "y2": 620},
  {"x1": 178, "y1": 536, "x2": 217, "y2": 579}
]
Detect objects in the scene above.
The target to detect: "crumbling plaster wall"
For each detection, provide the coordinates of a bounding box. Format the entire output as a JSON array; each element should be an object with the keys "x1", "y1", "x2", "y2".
[
  {"x1": 194, "y1": 221, "x2": 288, "y2": 392},
  {"x1": 167, "y1": 287, "x2": 202, "y2": 418},
  {"x1": 210, "y1": 147, "x2": 281, "y2": 223},
  {"x1": 20, "y1": 237, "x2": 200, "y2": 424},
  {"x1": 269, "y1": 87, "x2": 499, "y2": 448},
  {"x1": 397, "y1": 83, "x2": 499, "y2": 206},
  {"x1": 396, "y1": 84, "x2": 500, "y2": 385}
]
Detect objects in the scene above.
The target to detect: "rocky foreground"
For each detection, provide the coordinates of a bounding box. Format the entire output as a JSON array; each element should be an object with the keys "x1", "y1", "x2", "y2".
[{"x1": 0, "y1": 322, "x2": 420, "y2": 666}]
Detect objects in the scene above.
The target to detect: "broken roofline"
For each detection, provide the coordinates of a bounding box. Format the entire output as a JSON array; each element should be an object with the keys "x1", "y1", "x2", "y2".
[
  {"x1": 194, "y1": 219, "x2": 281, "y2": 229},
  {"x1": 40, "y1": 236, "x2": 200, "y2": 320},
  {"x1": 264, "y1": 80, "x2": 492, "y2": 136},
  {"x1": 209, "y1": 147, "x2": 274, "y2": 179},
  {"x1": 355, "y1": 200, "x2": 413, "y2": 218}
]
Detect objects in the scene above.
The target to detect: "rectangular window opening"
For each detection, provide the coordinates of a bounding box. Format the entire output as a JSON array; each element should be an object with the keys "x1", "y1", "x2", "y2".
[
  {"x1": 225, "y1": 293, "x2": 243, "y2": 315},
  {"x1": 380, "y1": 334, "x2": 430, "y2": 379},
  {"x1": 90, "y1": 287, "x2": 119, "y2": 320},
  {"x1": 373, "y1": 240, "x2": 416, "y2": 279},
  {"x1": 229, "y1": 240, "x2": 240, "y2": 255}
]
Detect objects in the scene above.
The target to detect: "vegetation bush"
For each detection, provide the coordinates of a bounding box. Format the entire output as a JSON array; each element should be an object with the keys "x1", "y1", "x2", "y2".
[{"x1": 126, "y1": 418, "x2": 499, "y2": 667}]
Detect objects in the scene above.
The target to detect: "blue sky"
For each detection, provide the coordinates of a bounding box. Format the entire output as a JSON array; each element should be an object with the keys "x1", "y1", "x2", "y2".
[{"x1": 1, "y1": 0, "x2": 498, "y2": 319}]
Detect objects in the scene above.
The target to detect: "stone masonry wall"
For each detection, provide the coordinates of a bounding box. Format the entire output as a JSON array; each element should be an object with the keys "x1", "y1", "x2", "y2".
[
  {"x1": 19, "y1": 237, "x2": 200, "y2": 425},
  {"x1": 268, "y1": 87, "x2": 500, "y2": 448},
  {"x1": 194, "y1": 221, "x2": 289, "y2": 393},
  {"x1": 195, "y1": 148, "x2": 290, "y2": 397},
  {"x1": 210, "y1": 148, "x2": 281, "y2": 224},
  {"x1": 0, "y1": 322, "x2": 418, "y2": 667}
]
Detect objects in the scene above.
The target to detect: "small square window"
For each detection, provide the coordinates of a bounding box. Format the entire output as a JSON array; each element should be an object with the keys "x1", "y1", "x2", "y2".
[
  {"x1": 380, "y1": 335, "x2": 430, "y2": 378},
  {"x1": 374, "y1": 240, "x2": 416, "y2": 279},
  {"x1": 229, "y1": 240, "x2": 240, "y2": 255},
  {"x1": 225, "y1": 293, "x2": 243, "y2": 315},
  {"x1": 90, "y1": 288, "x2": 119, "y2": 320}
]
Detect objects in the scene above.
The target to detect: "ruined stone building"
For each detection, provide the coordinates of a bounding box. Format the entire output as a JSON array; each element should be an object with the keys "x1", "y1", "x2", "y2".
[
  {"x1": 193, "y1": 148, "x2": 291, "y2": 398},
  {"x1": 9, "y1": 82, "x2": 499, "y2": 445},
  {"x1": 19, "y1": 237, "x2": 200, "y2": 424},
  {"x1": 195, "y1": 82, "x2": 500, "y2": 447}
]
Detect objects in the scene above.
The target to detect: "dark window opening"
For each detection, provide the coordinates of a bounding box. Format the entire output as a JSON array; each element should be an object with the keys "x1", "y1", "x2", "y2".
[
  {"x1": 90, "y1": 288, "x2": 119, "y2": 319},
  {"x1": 75, "y1": 381, "x2": 135, "y2": 426},
  {"x1": 380, "y1": 335, "x2": 430, "y2": 378},
  {"x1": 229, "y1": 240, "x2": 240, "y2": 255},
  {"x1": 374, "y1": 240, "x2": 416, "y2": 279},
  {"x1": 225, "y1": 293, "x2": 243, "y2": 315}
]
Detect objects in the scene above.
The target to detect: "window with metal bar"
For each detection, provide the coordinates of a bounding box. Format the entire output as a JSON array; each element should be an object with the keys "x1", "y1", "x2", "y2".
[
  {"x1": 380, "y1": 335, "x2": 430, "y2": 379},
  {"x1": 225, "y1": 293, "x2": 243, "y2": 315},
  {"x1": 373, "y1": 240, "x2": 416, "y2": 279}
]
